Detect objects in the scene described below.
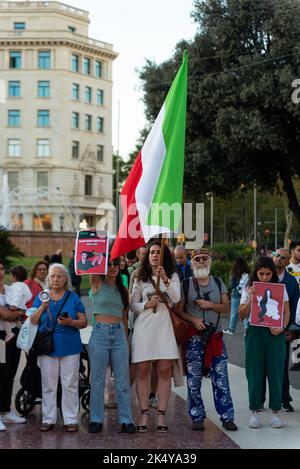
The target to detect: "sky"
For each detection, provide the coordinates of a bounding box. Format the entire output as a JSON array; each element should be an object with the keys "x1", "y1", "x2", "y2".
[{"x1": 67, "y1": 0, "x2": 198, "y2": 159}]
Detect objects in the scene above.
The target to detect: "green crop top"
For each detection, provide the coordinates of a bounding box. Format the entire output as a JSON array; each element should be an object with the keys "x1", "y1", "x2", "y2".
[{"x1": 92, "y1": 282, "x2": 124, "y2": 318}]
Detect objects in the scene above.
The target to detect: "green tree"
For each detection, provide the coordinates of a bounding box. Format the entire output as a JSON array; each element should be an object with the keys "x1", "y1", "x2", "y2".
[
  {"x1": 0, "y1": 226, "x2": 24, "y2": 268},
  {"x1": 139, "y1": 0, "x2": 300, "y2": 224}
]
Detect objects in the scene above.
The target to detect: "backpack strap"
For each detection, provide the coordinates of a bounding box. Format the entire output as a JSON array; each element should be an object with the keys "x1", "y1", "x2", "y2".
[{"x1": 182, "y1": 277, "x2": 190, "y2": 304}]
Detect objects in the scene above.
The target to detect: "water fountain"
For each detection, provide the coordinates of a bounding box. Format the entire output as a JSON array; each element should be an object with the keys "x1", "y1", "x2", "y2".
[
  {"x1": 0, "y1": 174, "x2": 9, "y2": 228},
  {"x1": 0, "y1": 175, "x2": 82, "y2": 232}
]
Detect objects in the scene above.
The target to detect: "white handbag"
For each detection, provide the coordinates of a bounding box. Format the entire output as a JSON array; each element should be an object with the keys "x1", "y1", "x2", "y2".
[{"x1": 16, "y1": 317, "x2": 38, "y2": 353}]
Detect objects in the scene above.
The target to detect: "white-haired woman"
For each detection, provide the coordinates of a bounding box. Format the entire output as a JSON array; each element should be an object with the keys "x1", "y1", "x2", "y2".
[{"x1": 30, "y1": 263, "x2": 87, "y2": 432}]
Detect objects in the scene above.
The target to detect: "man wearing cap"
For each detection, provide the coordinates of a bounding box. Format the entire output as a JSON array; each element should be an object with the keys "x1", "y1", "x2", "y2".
[{"x1": 177, "y1": 248, "x2": 238, "y2": 432}]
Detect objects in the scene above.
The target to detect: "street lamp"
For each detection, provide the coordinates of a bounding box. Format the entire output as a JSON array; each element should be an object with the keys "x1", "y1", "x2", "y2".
[
  {"x1": 206, "y1": 192, "x2": 213, "y2": 247},
  {"x1": 59, "y1": 213, "x2": 65, "y2": 232}
]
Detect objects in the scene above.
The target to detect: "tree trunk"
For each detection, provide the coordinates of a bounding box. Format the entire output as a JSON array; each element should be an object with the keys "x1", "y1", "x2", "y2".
[{"x1": 279, "y1": 166, "x2": 300, "y2": 225}]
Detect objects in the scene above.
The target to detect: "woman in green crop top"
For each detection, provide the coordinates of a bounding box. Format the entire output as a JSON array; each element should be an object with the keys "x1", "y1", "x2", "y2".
[{"x1": 88, "y1": 257, "x2": 136, "y2": 435}]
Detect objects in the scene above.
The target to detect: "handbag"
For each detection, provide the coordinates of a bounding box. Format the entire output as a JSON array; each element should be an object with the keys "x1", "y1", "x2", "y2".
[
  {"x1": 31, "y1": 291, "x2": 71, "y2": 356},
  {"x1": 17, "y1": 317, "x2": 38, "y2": 353},
  {"x1": 149, "y1": 277, "x2": 189, "y2": 345}
]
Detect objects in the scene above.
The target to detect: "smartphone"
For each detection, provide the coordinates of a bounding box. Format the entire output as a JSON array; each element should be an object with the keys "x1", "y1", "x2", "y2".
[{"x1": 59, "y1": 313, "x2": 69, "y2": 319}]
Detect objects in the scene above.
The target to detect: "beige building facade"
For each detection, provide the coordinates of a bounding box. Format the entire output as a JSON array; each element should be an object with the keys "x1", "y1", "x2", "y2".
[{"x1": 0, "y1": 1, "x2": 117, "y2": 232}]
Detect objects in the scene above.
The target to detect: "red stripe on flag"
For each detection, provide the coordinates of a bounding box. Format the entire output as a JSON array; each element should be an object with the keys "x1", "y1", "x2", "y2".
[{"x1": 110, "y1": 151, "x2": 145, "y2": 259}]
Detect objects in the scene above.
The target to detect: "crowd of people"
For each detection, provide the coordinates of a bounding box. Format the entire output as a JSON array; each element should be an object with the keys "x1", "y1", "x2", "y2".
[{"x1": 1, "y1": 239, "x2": 300, "y2": 434}]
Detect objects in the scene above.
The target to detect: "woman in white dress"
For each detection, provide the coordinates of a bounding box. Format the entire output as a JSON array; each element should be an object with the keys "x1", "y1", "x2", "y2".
[{"x1": 130, "y1": 241, "x2": 180, "y2": 433}]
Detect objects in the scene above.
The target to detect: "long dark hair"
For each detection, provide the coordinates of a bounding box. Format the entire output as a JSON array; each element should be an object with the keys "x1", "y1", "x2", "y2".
[
  {"x1": 138, "y1": 240, "x2": 175, "y2": 282},
  {"x1": 230, "y1": 257, "x2": 250, "y2": 281},
  {"x1": 105, "y1": 257, "x2": 129, "y2": 309},
  {"x1": 249, "y1": 256, "x2": 278, "y2": 286}
]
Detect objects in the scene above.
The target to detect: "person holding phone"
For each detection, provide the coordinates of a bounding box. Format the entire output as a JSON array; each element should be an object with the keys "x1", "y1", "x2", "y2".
[
  {"x1": 88, "y1": 256, "x2": 136, "y2": 434},
  {"x1": 30, "y1": 263, "x2": 87, "y2": 433}
]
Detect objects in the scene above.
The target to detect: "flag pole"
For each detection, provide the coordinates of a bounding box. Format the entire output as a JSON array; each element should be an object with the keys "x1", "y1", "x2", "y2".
[{"x1": 153, "y1": 237, "x2": 165, "y2": 313}]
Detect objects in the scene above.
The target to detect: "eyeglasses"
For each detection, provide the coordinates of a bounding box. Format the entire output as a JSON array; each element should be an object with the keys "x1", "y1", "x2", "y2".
[
  {"x1": 37, "y1": 267, "x2": 47, "y2": 271},
  {"x1": 108, "y1": 261, "x2": 120, "y2": 267},
  {"x1": 193, "y1": 256, "x2": 210, "y2": 262},
  {"x1": 274, "y1": 253, "x2": 289, "y2": 260}
]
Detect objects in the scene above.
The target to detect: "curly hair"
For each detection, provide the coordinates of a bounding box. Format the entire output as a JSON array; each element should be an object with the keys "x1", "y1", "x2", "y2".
[{"x1": 137, "y1": 240, "x2": 175, "y2": 282}]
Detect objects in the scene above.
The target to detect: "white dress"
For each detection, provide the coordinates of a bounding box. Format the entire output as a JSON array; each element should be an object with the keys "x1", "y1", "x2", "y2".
[{"x1": 130, "y1": 273, "x2": 180, "y2": 363}]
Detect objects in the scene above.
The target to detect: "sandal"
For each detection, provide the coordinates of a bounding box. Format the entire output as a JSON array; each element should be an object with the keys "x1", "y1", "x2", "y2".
[
  {"x1": 39, "y1": 423, "x2": 55, "y2": 432},
  {"x1": 65, "y1": 424, "x2": 79, "y2": 433},
  {"x1": 157, "y1": 410, "x2": 168, "y2": 434},
  {"x1": 137, "y1": 409, "x2": 149, "y2": 433}
]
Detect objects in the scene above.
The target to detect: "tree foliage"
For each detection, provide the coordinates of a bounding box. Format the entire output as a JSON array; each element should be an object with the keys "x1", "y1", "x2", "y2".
[
  {"x1": 0, "y1": 226, "x2": 24, "y2": 268},
  {"x1": 138, "y1": 0, "x2": 300, "y2": 222}
]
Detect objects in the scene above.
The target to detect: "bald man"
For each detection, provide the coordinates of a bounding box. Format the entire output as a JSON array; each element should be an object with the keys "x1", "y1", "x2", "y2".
[{"x1": 174, "y1": 245, "x2": 192, "y2": 281}]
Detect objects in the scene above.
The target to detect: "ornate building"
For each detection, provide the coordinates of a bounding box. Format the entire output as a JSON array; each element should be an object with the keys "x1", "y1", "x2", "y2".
[{"x1": 0, "y1": 1, "x2": 117, "y2": 232}]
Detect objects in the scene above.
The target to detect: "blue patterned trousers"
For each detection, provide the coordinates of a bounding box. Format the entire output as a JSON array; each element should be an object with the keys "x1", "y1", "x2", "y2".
[{"x1": 186, "y1": 336, "x2": 235, "y2": 423}]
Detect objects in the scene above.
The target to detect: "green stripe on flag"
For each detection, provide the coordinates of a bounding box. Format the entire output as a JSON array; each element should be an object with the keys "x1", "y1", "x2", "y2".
[{"x1": 147, "y1": 51, "x2": 188, "y2": 231}]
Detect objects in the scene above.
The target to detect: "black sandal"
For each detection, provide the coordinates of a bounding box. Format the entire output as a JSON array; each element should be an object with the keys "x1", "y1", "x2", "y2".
[
  {"x1": 157, "y1": 409, "x2": 168, "y2": 433},
  {"x1": 137, "y1": 409, "x2": 149, "y2": 433}
]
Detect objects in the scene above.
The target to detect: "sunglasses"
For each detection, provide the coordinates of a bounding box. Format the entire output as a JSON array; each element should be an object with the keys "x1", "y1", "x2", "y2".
[
  {"x1": 108, "y1": 260, "x2": 120, "y2": 267},
  {"x1": 274, "y1": 253, "x2": 289, "y2": 260},
  {"x1": 193, "y1": 256, "x2": 210, "y2": 262}
]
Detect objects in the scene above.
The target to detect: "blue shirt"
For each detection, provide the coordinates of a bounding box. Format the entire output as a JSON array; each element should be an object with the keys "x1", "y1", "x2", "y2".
[{"x1": 33, "y1": 290, "x2": 86, "y2": 357}]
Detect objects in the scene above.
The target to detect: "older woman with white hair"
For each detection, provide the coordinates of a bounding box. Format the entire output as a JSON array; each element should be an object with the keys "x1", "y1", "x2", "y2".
[{"x1": 30, "y1": 263, "x2": 87, "y2": 432}]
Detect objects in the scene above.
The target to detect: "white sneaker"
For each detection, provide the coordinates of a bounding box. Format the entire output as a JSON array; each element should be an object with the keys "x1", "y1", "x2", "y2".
[
  {"x1": 271, "y1": 414, "x2": 283, "y2": 428},
  {"x1": 249, "y1": 413, "x2": 261, "y2": 429},
  {"x1": 2, "y1": 410, "x2": 26, "y2": 423},
  {"x1": 223, "y1": 329, "x2": 234, "y2": 335},
  {"x1": 149, "y1": 396, "x2": 158, "y2": 408},
  {"x1": 0, "y1": 419, "x2": 6, "y2": 431}
]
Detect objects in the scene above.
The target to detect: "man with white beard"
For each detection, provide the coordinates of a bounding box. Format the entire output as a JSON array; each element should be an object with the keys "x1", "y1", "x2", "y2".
[{"x1": 177, "y1": 248, "x2": 238, "y2": 432}]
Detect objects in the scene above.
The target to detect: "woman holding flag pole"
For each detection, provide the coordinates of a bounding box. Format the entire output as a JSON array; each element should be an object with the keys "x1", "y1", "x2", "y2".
[
  {"x1": 130, "y1": 240, "x2": 180, "y2": 433},
  {"x1": 110, "y1": 51, "x2": 188, "y2": 433}
]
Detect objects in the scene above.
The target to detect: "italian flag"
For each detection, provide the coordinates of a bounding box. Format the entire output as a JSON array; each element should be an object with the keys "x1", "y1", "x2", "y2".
[{"x1": 110, "y1": 51, "x2": 188, "y2": 259}]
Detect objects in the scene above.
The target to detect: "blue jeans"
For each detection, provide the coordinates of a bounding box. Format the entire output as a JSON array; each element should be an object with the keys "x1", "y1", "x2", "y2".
[
  {"x1": 228, "y1": 296, "x2": 241, "y2": 332},
  {"x1": 89, "y1": 322, "x2": 133, "y2": 424}
]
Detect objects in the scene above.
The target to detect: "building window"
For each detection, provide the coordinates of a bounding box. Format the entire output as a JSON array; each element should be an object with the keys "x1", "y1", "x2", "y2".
[
  {"x1": 72, "y1": 141, "x2": 80, "y2": 159},
  {"x1": 38, "y1": 51, "x2": 51, "y2": 69},
  {"x1": 84, "y1": 86, "x2": 92, "y2": 103},
  {"x1": 37, "y1": 171, "x2": 48, "y2": 189},
  {"x1": 95, "y1": 60, "x2": 102, "y2": 78},
  {"x1": 72, "y1": 83, "x2": 80, "y2": 100},
  {"x1": 14, "y1": 22, "x2": 25, "y2": 30},
  {"x1": 8, "y1": 81, "x2": 20, "y2": 97},
  {"x1": 96, "y1": 89, "x2": 104, "y2": 106},
  {"x1": 68, "y1": 26, "x2": 76, "y2": 32},
  {"x1": 9, "y1": 51, "x2": 21, "y2": 69},
  {"x1": 71, "y1": 54, "x2": 79, "y2": 72},
  {"x1": 8, "y1": 139, "x2": 21, "y2": 157},
  {"x1": 72, "y1": 112, "x2": 79, "y2": 129},
  {"x1": 8, "y1": 110, "x2": 20, "y2": 127},
  {"x1": 83, "y1": 57, "x2": 91, "y2": 75},
  {"x1": 85, "y1": 175, "x2": 92, "y2": 196},
  {"x1": 37, "y1": 110, "x2": 50, "y2": 127},
  {"x1": 38, "y1": 81, "x2": 50, "y2": 97},
  {"x1": 8, "y1": 171, "x2": 19, "y2": 191},
  {"x1": 96, "y1": 117, "x2": 104, "y2": 133},
  {"x1": 37, "y1": 139, "x2": 50, "y2": 157},
  {"x1": 97, "y1": 145, "x2": 104, "y2": 162},
  {"x1": 85, "y1": 114, "x2": 92, "y2": 131}
]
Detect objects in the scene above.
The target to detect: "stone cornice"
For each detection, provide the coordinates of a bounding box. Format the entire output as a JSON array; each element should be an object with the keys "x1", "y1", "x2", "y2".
[{"x1": 0, "y1": 37, "x2": 118, "y2": 60}]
